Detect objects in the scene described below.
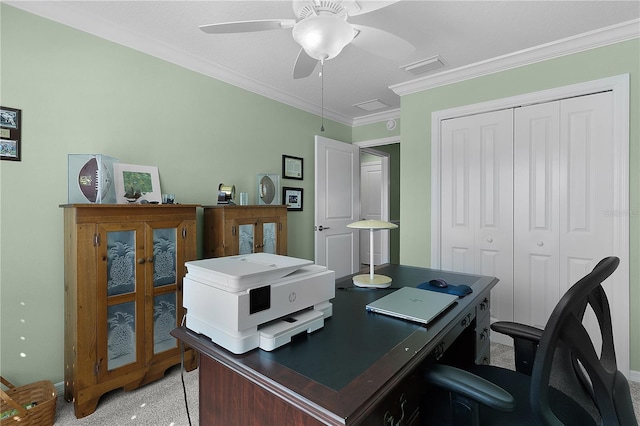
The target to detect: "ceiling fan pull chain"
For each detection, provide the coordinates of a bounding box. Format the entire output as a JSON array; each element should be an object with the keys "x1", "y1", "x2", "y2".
[{"x1": 320, "y1": 61, "x2": 325, "y2": 132}]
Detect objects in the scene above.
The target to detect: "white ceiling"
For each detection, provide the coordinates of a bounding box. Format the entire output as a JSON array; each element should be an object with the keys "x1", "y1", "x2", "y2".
[{"x1": 8, "y1": 1, "x2": 640, "y2": 125}]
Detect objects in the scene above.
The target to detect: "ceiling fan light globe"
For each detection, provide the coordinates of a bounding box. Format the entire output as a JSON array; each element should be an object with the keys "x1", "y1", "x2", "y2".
[{"x1": 292, "y1": 15, "x2": 354, "y2": 61}]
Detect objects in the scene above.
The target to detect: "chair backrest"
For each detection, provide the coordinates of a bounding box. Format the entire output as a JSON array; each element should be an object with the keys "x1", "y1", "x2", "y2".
[{"x1": 529, "y1": 256, "x2": 637, "y2": 426}]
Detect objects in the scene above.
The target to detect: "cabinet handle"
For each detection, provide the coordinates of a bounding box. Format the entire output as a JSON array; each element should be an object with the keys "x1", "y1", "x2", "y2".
[
  {"x1": 487, "y1": 237, "x2": 493, "y2": 243},
  {"x1": 137, "y1": 258, "x2": 145, "y2": 264},
  {"x1": 537, "y1": 241, "x2": 544, "y2": 246},
  {"x1": 480, "y1": 328, "x2": 489, "y2": 340},
  {"x1": 147, "y1": 257, "x2": 154, "y2": 263}
]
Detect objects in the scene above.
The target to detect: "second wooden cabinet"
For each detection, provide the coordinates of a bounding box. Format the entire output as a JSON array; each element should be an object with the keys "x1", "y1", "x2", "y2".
[{"x1": 203, "y1": 205, "x2": 287, "y2": 257}]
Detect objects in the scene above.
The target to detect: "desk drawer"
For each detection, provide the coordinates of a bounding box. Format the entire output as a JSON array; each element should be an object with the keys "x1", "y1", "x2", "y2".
[{"x1": 361, "y1": 372, "x2": 422, "y2": 426}]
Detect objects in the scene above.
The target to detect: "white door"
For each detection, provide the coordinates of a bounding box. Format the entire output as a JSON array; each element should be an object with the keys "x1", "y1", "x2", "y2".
[
  {"x1": 360, "y1": 161, "x2": 388, "y2": 265},
  {"x1": 440, "y1": 109, "x2": 515, "y2": 323},
  {"x1": 514, "y1": 92, "x2": 616, "y2": 329},
  {"x1": 513, "y1": 101, "x2": 562, "y2": 328},
  {"x1": 314, "y1": 135, "x2": 360, "y2": 278}
]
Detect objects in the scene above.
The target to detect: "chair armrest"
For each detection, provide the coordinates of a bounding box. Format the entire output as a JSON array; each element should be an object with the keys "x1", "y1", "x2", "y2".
[
  {"x1": 491, "y1": 321, "x2": 543, "y2": 343},
  {"x1": 423, "y1": 364, "x2": 515, "y2": 412}
]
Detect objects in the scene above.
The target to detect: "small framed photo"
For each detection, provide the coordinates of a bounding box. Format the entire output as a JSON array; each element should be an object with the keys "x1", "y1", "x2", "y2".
[
  {"x1": 283, "y1": 187, "x2": 303, "y2": 211},
  {"x1": 282, "y1": 154, "x2": 303, "y2": 180},
  {"x1": 113, "y1": 163, "x2": 162, "y2": 204},
  {"x1": 1, "y1": 106, "x2": 22, "y2": 161}
]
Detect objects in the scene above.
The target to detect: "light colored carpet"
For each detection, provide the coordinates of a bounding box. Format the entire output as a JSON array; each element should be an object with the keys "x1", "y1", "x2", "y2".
[
  {"x1": 52, "y1": 343, "x2": 639, "y2": 425},
  {"x1": 54, "y1": 365, "x2": 199, "y2": 425}
]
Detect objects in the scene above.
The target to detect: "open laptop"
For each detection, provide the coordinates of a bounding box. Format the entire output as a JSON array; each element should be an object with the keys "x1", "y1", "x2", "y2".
[{"x1": 365, "y1": 287, "x2": 458, "y2": 325}]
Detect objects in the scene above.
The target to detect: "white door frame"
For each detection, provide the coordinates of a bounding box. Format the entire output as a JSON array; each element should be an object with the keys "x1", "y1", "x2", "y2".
[
  {"x1": 355, "y1": 136, "x2": 399, "y2": 265},
  {"x1": 430, "y1": 74, "x2": 630, "y2": 376}
]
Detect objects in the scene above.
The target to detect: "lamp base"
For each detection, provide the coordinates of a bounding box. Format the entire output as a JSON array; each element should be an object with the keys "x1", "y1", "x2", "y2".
[{"x1": 352, "y1": 274, "x2": 393, "y2": 288}]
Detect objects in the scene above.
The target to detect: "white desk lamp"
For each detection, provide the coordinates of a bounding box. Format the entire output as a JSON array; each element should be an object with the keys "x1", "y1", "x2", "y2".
[{"x1": 347, "y1": 220, "x2": 398, "y2": 288}]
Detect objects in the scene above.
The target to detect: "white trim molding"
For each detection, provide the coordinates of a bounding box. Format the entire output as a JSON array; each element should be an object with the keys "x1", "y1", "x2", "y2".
[{"x1": 391, "y1": 19, "x2": 639, "y2": 96}]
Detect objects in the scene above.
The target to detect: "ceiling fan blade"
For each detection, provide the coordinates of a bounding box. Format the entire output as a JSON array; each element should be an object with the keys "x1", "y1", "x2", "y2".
[
  {"x1": 293, "y1": 48, "x2": 319, "y2": 79},
  {"x1": 344, "y1": 1, "x2": 400, "y2": 16},
  {"x1": 199, "y1": 19, "x2": 295, "y2": 34},
  {"x1": 351, "y1": 24, "x2": 414, "y2": 61}
]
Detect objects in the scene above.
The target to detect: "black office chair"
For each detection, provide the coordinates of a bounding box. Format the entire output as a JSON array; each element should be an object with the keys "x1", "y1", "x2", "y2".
[{"x1": 422, "y1": 256, "x2": 638, "y2": 426}]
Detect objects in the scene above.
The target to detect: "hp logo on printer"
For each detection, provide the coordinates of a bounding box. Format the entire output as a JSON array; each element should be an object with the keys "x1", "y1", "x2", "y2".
[{"x1": 289, "y1": 292, "x2": 297, "y2": 303}]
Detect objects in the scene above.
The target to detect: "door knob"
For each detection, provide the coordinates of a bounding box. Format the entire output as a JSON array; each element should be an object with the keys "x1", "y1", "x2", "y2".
[
  {"x1": 537, "y1": 241, "x2": 544, "y2": 247},
  {"x1": 487, "y1": 238, "x2": 493, "y2": 243}
]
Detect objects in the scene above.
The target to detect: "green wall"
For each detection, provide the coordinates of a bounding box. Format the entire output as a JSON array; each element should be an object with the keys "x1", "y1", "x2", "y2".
[
  {"x1": 398, "y1": 39, "x2": 640, "y2": 371},
  {"x1": 0, "y1": 5, "x2": 353, "y2": 385}
]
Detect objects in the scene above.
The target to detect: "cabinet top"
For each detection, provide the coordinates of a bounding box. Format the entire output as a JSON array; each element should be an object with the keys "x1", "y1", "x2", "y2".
[
  {"x1": 60, "y1": 203, "x2": 201, "y2": 208},
  {"x1": 202, "y1": 204, "x2": 286, "y2": 209}
]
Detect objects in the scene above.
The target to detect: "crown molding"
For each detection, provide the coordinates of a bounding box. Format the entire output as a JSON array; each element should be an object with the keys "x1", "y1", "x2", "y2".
[
  {"x1": 352, "y1": 108, "x2": 400, "y2": 127},
  {"x1": 5, "y1": 1, "x2": 353, "y2": 126},
  {"x1": 390, "y1": 18, "x2": 640, "y2": 96}
]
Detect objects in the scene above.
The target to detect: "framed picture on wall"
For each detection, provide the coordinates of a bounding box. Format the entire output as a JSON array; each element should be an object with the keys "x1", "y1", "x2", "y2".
[
  {"x1": 283, "y1": 187, "x2": 303, "y2": 211},
  {"x1": 282, "y1": 155, "x2": 303, "y2": 180},
  {"x1": 1, "y1": 106, "x2": 21, "y2": 161}
]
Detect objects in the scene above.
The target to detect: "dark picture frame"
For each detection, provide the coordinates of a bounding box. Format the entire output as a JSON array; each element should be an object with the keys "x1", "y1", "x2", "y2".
[
  {"x1": 283, "y1": 187, "x2": 303, "y2": 211},
  {"x1": 1, "y1": 106, "x2": 22, "y2": 161},
  {"x1": 282, "y1": 154, "x2": 303, "y2": 180}
]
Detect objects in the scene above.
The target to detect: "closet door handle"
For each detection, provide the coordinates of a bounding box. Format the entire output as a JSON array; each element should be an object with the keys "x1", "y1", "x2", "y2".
[
  {"x1": 537, "y1": 241, "x2": 544, "y2": 247},
  {"x1": 487, "y1": 238, "x2": 493, "y2": 243}
]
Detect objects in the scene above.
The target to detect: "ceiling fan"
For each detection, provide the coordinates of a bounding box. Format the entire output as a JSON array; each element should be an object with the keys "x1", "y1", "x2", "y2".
[{"x1": 199, "y1": 0, "x2": 415, "y2": 79}]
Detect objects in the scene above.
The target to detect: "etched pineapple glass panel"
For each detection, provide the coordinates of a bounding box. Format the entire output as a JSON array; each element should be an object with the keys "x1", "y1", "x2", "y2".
[
  {"x1": 263, "y1": 222, "x2": 276, "y2": 254},
  {"x1": 107, "y1": 301, "x2": 136, "y2": 370},
  {"x1": 153, "y1": 228, "x2": 176, "y2": 287},
  {"x1": 107, "y1": 230, "x2": 136, "y2": 296},
  {"x1": 239, "y1": 224, "x2": 254, "y2": 255},
  {"x1": 154, "y1": 292, "x2": 177, "y2": 354}
]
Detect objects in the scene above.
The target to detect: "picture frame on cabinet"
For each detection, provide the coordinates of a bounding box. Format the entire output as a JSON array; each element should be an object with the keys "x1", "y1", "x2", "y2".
[
  {"x1": 1, "y1": 106, "x2": 21, "y2": 161},
  {"x1": 282, "y1": 155, "x2": 303, "y2": 180},
  {"x1": 257, "y1": 173, "x2": 280, "y2": 205},
  {"x1": 283, "y1": 187, "x2": 303, "y2": 211},
  {"x1": 113, "y1": 163, "x2": 162, "y2": 204}
]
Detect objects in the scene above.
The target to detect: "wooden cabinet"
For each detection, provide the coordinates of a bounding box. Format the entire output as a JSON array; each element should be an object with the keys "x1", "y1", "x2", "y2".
[
  {"x1": 61, "y1": 204, "x2": 198, "y2": 418},
  {"x1": 203, "y1": 205, "x2": 287, "y2": 258}
]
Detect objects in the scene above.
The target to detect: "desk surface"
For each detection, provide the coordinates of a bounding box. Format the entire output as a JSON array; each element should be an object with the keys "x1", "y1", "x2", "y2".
[{"x1": 173, "y1": 264, "x2": 497, "y2": 425}]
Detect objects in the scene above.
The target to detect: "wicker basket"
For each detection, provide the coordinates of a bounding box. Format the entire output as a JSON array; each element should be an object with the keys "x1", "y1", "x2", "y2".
[{"x1": 0, "y1": 376, "x2": 57, "y2": 426}]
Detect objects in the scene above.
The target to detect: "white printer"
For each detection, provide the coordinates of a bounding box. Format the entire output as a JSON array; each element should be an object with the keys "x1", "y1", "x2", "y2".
[{"x1": 183, "y1": 253, "x2": 335, "y2": 354}]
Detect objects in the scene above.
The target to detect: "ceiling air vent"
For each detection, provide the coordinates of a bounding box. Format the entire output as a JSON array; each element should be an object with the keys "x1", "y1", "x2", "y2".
[
  {"x1": 352, "y1": 99, "x2": 390, "y2": 112},
  {"x1": 401, "y1": 55, "x2": 445, "y2": 76}
]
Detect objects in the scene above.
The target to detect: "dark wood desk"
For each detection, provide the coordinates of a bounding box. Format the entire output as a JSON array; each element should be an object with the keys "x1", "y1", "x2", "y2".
[{"x1": 172, "y1": 265, "x2": 497, "y2": 425}]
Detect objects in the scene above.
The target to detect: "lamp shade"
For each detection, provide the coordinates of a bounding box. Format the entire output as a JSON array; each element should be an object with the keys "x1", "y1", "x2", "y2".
[
  {"x1": 292, "y1": 14, "x2": 354, "y2": 61},
  {"x1": 347, "y1": 220, "x2": 398, "y2": 230}
]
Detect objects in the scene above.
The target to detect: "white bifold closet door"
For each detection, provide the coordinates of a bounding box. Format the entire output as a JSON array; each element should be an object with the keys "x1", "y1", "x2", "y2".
[
  {"x1": 440, "y1": 109, "x2": 515, "y2": 323},
  {"x1": 513, "y1": 92, "x2": 614, "y2": 331},
  {"x1": 441, "y1": 91, "x2": 614, "y2": 331}
]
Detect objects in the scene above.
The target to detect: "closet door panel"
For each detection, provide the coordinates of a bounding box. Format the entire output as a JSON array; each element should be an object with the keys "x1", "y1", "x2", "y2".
[
  {"x1": 476, "y1": 116, "x2": 514, "y2": 322},
  {"x1": 513, "y1": 102, "x2": 561, "y2": 326},
  {"x1": 559, "y1": 92, "x2": 615, "y2": 289},
  {"x1": 441, "y1": 110, "x2": 514, "y2": 322},
  {"x1": 441, "y1": 121, "x2": 476, "y2": 273}
]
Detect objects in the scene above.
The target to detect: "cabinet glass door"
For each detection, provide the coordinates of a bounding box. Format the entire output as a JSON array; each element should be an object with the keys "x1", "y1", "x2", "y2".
[
  {"x1": 107, "y1": 301, "x2": 137, "y2": 370},
  {"x1": 262, "y1": 222, "x2": 277, "y2": 254},
  {"x1": 153, "y1": 292, "x2": 177, "y2": 354},
  {"x1": 153, "y1": 228, "x2": 177, "y2": 287},
  {"x1": 238, "y1": 223, "x2": 255, "y2": 254},
  {"x1": 107, "y1": 230, "x2": 136, "y2": 296},
  {"x1": 152, "y1": 227, "x2": 178, "y2": 353},
  {"x1": 103, "y1": 226, "x2": 143, "y2": 372}
]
